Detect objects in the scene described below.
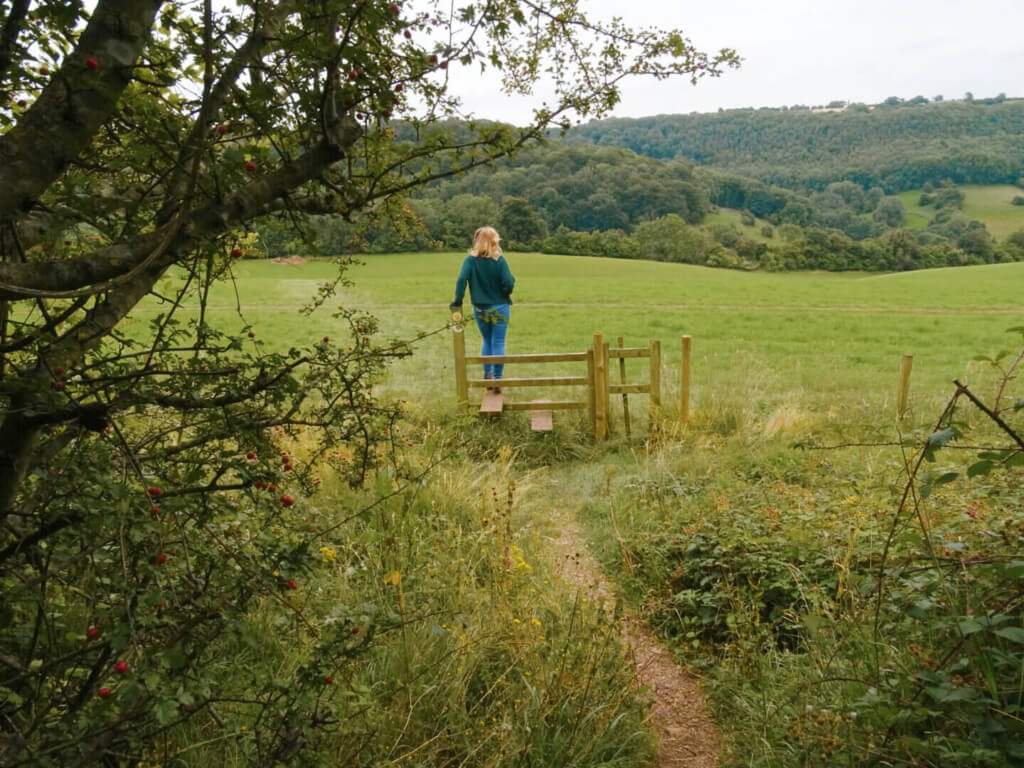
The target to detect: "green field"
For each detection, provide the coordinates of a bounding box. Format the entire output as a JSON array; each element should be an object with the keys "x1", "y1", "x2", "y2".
[
  {"x1": 899, "y1": 184, "x2": 1024, "y2": 237},
  {"x1": 126, "y1": 253, "x2": 1024, "y2": 767},
  {"x1": 139, "y1": 253, "x2": 1024, "y2": 430}
]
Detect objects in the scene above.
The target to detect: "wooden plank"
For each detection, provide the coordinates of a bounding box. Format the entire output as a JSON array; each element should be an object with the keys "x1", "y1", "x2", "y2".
[
  {"x1": 530, "y1": 400, "x2": 553, "y2": 432},
  {"x1": 649, "y1": 339, "x2": 661, "y2": 423},
  {"x1": 608, "y1": 348, "x2": 650, "y2": 359},
  {"x1": 618, "y1": 336, "x2": 631, "y2": 439},
  {"x1": 479, "y1": 389, "x2": 503, "y2": 414},
  {"x1": 466, "y1": 352, "x2": 589, "y2": 364},
  {"x1": 593, "y1": 333, "x2": 607, "y2": 439},
  {"x1": 452, "y1": 312, "x2": 468, "y2": 404},
  {"x1": 587, "y1": 348, "x2": 596, "y2": 433},
  {"x1": 468, "y1": 376, "x2": 588, "y2": 388},
  {"x1": 504, "y1": 400, "x2": 586, "y2": 411},
  {"x1": 609, "y1": 383, "x2": 649, "y2": 395}
]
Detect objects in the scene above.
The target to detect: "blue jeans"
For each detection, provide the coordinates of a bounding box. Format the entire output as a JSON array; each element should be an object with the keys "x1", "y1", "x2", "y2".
[{"x1": 474, "y1": 304, "x2": 510, "y2": 380}]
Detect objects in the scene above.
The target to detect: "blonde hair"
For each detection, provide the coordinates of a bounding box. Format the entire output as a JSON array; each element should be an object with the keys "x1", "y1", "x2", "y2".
[{"x1": 470, "y1": 226, "x2": 502, "y2": 260}]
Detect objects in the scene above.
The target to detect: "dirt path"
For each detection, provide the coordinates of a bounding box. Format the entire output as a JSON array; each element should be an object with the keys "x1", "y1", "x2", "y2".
[{"x1": 552, "y1": 523, "x2": 722, "y2": 768}]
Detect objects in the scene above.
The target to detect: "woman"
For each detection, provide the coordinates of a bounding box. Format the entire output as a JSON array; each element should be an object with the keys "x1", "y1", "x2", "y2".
[{"x1": 449, "y1": 226, "x2": 515, "y2": 393}]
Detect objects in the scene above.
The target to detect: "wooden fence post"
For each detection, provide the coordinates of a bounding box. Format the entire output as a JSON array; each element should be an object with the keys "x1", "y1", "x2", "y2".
[
  {"x1": 648, "y1": 339, "x2": 661, "y2": 425},
  {"x1": 587, "y1": 347, "x2": 596, "y2": 434},
  {"x1": 593, "y1": 332, "x2": 607, "y2": 440},
  {"x1": 617, "y1": 336, "x2": 631, "y2": 438},
  {"x1": 452, "y1": 310, "x2": 468, "y2": 404},
  {"x1": 897, "y1": 353, "x2": 913, "y2": 419},
  {"x1": 680, "y1": 335, "x2": 692, "y2": 427}
]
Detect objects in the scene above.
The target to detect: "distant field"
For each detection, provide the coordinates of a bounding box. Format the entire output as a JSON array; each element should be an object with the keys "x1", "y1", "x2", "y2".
[
  {"x1": 899, "y1": 184, "x2": 1024, "y2": 238},
  {"x1": 134, "y1": 254, "x2": 1024, "y2": 428}
]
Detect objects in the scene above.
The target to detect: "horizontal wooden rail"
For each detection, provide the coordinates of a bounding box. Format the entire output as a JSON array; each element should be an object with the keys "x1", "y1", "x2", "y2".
[
  {"x1": 502, "y1": 400, "x2": 588, "y2": 411},
  {"x1": 609, "y1": 383, "x2": 650, "y2": 395},
  {"x1": 466, "y1": 352, "x2": 589, "y2": 364},
  {"x1": 469, "y1": 376, "x2": 589, "y2": 388},
  {"x1": 608, "y1": 347, "x2": 650, "y2": 359}
]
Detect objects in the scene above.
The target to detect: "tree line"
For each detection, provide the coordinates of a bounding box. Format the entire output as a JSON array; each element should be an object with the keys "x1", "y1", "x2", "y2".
[
  {"x1": 565, "y1": 98, "x2": 1024, "y2": 193},
  {"x1": 254, "y1": 139, "x2": 1024, "y2": 272}
]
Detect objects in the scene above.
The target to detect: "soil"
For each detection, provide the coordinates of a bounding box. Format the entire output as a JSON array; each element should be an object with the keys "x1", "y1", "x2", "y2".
[{"x1": 553, "y1": 524, "x2": 722, "y2": 768}]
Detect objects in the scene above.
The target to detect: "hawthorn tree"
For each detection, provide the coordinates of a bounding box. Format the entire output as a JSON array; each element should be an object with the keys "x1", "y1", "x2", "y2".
[{"x1": 0, "y1": 0, "x2": 736, "y2": 764}]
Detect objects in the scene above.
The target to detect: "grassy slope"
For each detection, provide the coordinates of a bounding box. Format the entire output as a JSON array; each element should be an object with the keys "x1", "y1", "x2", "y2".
[{"x1": 899, "y1": 184, "x2": 1024, "y2": 237}]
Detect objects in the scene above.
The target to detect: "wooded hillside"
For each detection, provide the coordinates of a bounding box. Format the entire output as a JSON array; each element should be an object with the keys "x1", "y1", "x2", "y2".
[{"x1": 566, "y1": 98, "x2": 1024, "y2": 192}]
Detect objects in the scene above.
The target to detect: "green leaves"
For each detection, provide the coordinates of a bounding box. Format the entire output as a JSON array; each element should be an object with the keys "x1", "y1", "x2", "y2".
[{"x1": 922, "y1": 426, "x2": 957, "y2": 462}]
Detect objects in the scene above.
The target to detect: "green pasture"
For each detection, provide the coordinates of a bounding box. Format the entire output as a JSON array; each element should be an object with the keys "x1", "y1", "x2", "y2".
[
  {"x1": 135, "y1": 253, "x2": 1024, "y2": 435},
  {"x1": 899, "y1": 184, "x2": 1024, "y2": 238}
]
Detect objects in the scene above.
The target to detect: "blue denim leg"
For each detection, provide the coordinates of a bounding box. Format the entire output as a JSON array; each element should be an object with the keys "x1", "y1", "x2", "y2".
[{"x1": 474, "y1": 304, "x2": 511, "y2": 380}]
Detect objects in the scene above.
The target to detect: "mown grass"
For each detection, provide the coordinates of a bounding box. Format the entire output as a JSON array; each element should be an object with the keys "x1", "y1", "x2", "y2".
[{"x1": 899, "y1": 184, "x2": 1024, "y2": 238}]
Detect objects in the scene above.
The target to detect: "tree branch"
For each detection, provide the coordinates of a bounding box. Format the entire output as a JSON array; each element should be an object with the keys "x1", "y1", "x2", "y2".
[{"x1": 0, "y1": 0, "x2": 165, "y2": 222}]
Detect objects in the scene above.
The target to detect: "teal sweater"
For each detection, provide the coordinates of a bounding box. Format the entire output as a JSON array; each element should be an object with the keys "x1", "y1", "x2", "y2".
[{"x1": 450, "y1": 254, "x2": 515, "y2": 307}]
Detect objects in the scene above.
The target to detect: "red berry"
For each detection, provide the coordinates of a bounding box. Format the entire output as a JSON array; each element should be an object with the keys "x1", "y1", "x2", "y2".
[
  {"x1": 389, "y1": 3, "x2": 400, "y2": 15},
  {"x1": 115, "y1": 661, "x2": 128, "y2": 674},
  {"x1": 429, "y1": 54, "x2": 438, "y2": 65},
  {"x1": 440, "y1": 60, "x2": 448, "y2": 70},
  {"x1": 54, "y1": 381, "x2": 66, "y2": 390},
  {"x1": 284, "y1": 464, "x2": 292, "y2": 473},
  {"x1": 16, "y1": 99, "x2": 26, "y2": 108},
  {"x1": 217, "y1": 123, "x2": 228, "y2": 135},
  {"x1": 403, "y1": 29, "x2": 412, "y2": 39},
  {"x1": 348, "y1": 69, "x2": 359, "y2": 80},
  {"x1": 325, "y1": 676, "x2": 334, "y2": 684},
  {"x1": 248, "y1": 330, "x2": 255, "y2": 338},
  {"x1": 156, "y1": 601, "x2": 166, "y2": 610},
  {"x1": 281, "y1": 495, "x2": 294, "y2": 507},
  {"x1": 245, "y1": 161, "x2": 257, "y2": 172},
  {"x1": 151, "y1": 505, "x2": 160, "y2": 515},
  {"x1": 154, "y1": 553, "x2": 168, "y2": 565},
  {"x1": 54, "y1": 366, "x2": 66, "y2": 376},
  {"x1": 231, "y1": 247, "x2": 243, "y2": 258},
  {"x1": 323, "y1": 336, "x2": 329, "y2": 342},
  {"x1": 351, "y1": 626, "x2": 359, "y2": 634},
  {"x1": 86, "y1": 626, "x2": 100, "y2": 640},
  {"x1": 246, "y1": 452, "x2": 255, "y2": 460},
  {"x1": 85, "y1": 57, "x2": 98, "y2": 71},
  {"x1": 268, "y1": 483, "x2": 277, "y2": 492},
  {"x1": 97, "y1": 687, "x2": 112, "y2": 698},
  {"x1": 147, "y1": 486, "x2": 162, "y2": 497},
  {"x1": 287, "y1": 578, "x2": 298, "y2": 589}
]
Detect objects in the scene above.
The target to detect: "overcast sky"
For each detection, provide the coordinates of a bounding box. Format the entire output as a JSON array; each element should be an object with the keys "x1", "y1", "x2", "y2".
[{"x1": 447, "y1": 0, "x2": 1024, "y2": 121}]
